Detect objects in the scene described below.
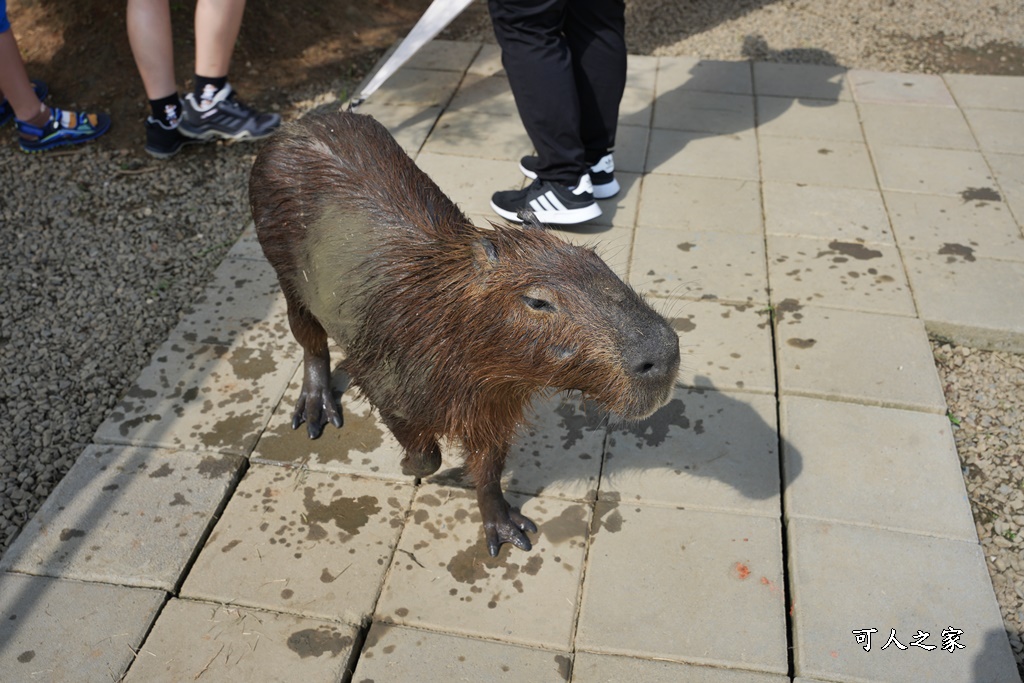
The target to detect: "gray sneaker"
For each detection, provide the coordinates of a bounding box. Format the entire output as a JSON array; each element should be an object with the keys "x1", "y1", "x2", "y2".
[{"x1": 179, "y1": 83, "x2": 280, "y2": 141}]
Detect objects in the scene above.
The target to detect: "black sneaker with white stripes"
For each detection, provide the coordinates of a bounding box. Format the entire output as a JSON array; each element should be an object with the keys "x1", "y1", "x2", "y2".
[
  {"x1": 491, "y1": 174, "x2": 602, "y2": 225},
  {"x1": 519, "y1": 153, "x2": 620, "y2": 199}
]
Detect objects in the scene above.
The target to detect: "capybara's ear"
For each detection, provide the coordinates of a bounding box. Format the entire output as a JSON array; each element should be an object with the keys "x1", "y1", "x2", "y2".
[{"x1": 471, "y1": 237, "x2": 499, "y2": 271}]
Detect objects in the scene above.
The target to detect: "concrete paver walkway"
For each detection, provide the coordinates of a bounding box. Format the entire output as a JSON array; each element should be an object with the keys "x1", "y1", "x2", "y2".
[{"x1": 2, "y1": 40, "x2": 1023, "y2": 682}]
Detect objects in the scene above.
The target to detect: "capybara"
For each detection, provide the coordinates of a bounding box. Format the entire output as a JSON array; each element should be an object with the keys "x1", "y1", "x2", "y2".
[{"x1": 249, "y1": 110, "x2": 679, "y2": 556}]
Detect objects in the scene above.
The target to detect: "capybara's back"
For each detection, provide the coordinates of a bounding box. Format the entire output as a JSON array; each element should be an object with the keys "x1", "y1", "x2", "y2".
[{"x1": 250, "y1": 110, "x2": 679, "y2": 555}]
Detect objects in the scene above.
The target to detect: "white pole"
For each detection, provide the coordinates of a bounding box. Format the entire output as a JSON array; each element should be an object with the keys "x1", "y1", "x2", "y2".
[{"x1": 350, "y1": 0, "x2": 477, "y2": 109}]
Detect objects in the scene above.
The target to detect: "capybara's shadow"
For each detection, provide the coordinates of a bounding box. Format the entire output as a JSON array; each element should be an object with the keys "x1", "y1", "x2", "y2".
[
  {"x1": 602, "y1": 379, "x2": 798, "y2": 510},
  {"x1": 424, "y1": 377, "x2": 800, "y2": 516}
]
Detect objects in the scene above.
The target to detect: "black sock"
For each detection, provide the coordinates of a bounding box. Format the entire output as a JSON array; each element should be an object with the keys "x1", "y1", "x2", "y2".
[
  {"x1": 150, "y1": 94, "x2": 181, "y2": 126},
  {"x1": 193, "y1": 75, "x2": 228, "y2": 103}
]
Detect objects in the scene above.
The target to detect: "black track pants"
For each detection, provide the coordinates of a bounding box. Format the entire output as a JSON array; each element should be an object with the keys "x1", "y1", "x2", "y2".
[{"x1": 488, "y1": 0, "x2": 626, "y2": 186}]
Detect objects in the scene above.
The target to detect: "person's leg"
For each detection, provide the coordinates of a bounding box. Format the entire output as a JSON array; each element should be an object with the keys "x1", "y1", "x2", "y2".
[
  {"x1": 126, "y1": 0, "x2": 178, "y2": 101},
  {"x1": 1, "y1": 22, "x2": 109, "y2": 151},
  {"x1": 194, "y1": 0, "x2": 245, "y2": 80},
  {"x1": 565, "y1": 0, "x2": 626, "y2": 164},
  {"x1": 488, "y1": 0, "x2": 586, "y2": 186},
  {"x1": 0, "y1": 27, "x2": 46, "y2": 122},
  {"x1": 179, "y1": 0, "x2": 278, "y2": 141},
  {"x1": 127, "y1": 0, "x2": 196, "y2": 158}
]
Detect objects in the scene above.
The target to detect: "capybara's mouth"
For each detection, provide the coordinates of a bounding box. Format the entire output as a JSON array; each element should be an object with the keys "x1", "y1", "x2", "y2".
[
  {"x1": 589, "y1": 373, "x2": 677, "y2": 421},
  {"x1": 622, "y1": 380, "x2": 676, "y2": 420}
]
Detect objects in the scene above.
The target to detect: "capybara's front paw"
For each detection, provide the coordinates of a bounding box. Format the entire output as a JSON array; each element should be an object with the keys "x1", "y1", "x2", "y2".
[
  {"x1": 291, "y1": 386, "x2": 343, "y2": 439},
  {"x1": 478, "y1": 486, "x2": 537, "y2": 556}
]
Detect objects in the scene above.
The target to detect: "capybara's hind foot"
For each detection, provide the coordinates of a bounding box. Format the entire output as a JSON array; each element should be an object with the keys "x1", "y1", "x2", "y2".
[
  {"x1": 401, "y1": 443, "x2": 442, "y2": 477},
  {"x1": 477, "y1": 482, "x2": 537, "y2": 556},
  {"x1": 293, "y1": 354, "x2": 343, "y2": 439}
]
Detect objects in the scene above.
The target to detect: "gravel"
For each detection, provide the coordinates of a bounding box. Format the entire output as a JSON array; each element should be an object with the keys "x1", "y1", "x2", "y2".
[
  {"x1": 2, "y1": 0, "x2": 1022, "y2": 675},
  {"x1": 0, "y1": 145, "x2": 255, "y2": 548},
  {"x1": 934, "y1": 344, "x2": 1024, "y2": 672}
]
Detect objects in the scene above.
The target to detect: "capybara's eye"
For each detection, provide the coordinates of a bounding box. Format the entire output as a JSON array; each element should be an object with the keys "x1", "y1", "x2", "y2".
[{"x1": 522, "y1": 295, "x2": 556, "y2": 312}]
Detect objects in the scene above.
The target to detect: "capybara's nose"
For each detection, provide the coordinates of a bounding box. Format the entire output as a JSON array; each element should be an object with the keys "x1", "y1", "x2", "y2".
[{"x1": 627, "y1": 324, "x2": 680, "y2": 382}]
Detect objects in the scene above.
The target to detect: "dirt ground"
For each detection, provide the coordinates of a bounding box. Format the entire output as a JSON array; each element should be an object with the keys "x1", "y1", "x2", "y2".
[
  {"x1": 6, "y1": 0, "x2": 445, "y2": 151},
  {"x1": 7, "y1": 0, "x2": 1022, "y2": 154}
]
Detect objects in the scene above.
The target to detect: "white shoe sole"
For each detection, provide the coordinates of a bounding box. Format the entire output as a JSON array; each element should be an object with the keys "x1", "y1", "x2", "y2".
[{"x1": 491, "y1": 199, "x2": 602, "y2": 225}]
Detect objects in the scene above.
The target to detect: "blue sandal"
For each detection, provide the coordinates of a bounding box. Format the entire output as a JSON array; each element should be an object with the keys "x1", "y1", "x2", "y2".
[
  {"x1": 16, "y1": 106, "x2": 111, "y2": 153},
  {"x1": 0, "y1": 80, "x2": 48, "y2": 128}
]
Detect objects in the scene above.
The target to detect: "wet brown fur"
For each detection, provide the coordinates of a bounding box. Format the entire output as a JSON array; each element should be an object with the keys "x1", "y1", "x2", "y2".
[{"x1": 250, "y1": 110, "x2": 678, "y2": 544}]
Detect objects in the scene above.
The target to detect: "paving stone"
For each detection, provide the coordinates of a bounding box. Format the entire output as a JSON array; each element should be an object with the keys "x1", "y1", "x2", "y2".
[
  {"x1": 252, "y1": 364, "x2": 412, "y2": 480},
  {"x1": 848, "y1": 70, "x2": 956, "y2": 106},
  {"x1": 858, "y1": 102, "x2": 977, "y2": 150},
  {"x1": 467, "y1": 43, "x2": 503, "y2": 76},
  {"x1": 376, "y1": 485, "x2": 590, "y2": 650},
  {"x1": 504, "y1": 394, "x2": 606, "y2": 501},
  {"x1": 902, "y1": 250, "x2": 1024, "y2": 353},
  {"x1": 626, "y1": 54, "x2": 660, "y2": 91},
  {"x1": 986, "y1": 151, "x2": 1024, "y2": 226},
  {"x1": 604, "y1": 387, "x2": 780, "y2": 515},
  {"x1": 94, "y1": 339, "x2": 300, "y2": 456},
  {"x1": 657, "y1": 57, "x2": 753, "y2": 96},
  {"x1": 763, "y1": 182, "x2": 893, "y2": 244},
  {"x1": 572, "y1": 652, "x2": 789, "y2": 683},
  {"x1": 631, "y1": 228, "x2": 768, "y2": 303},
  {"x1": 181, "y1": 464, "x2": 412, "y2": 625},
  {"x1": 652, "y1": 90, "x2": 754, "y2": 135},
  {"x1": 752, "y1": 62, "x2": 850, "y2": 101},
  {"x1": 614, "y1": 124, "x2": 650, "y2": 174},
  {"x1": 365, "y1": 67, "x2": 463, "y2": 108},
  {"x1": 0, "y1": 445, "x2": 242, "y2": 589},
  {"x1": 756, "y1": 96, "x2": 863, "y2": 141},
  {"x1": 759, "y1": 137, "x2": 877, "y2": 189},
  {"x1": 0, "y1": 573, "x2": 164, "y2": 683},
  {"x1": 646, "y1": 128, "x2": 759, "y2": 180},
  {"x1": 774, "y1": 306, "x2": 946, "y2": 413},
  {"x1": 657, "y1": 297, "x2": 776, "y2": 394},
  {"x1": 781, "y1": 396, "x2": 976, "y2": 540},
  {"x1": 943, "y1": 73, "x2": 1024, "y2": 111},
  {"x1": 168, "y1": 256, "x2": 291, "y2": 350},
  {"x1": 354, "y1": 622, "x2": 572, "y2": 681},
  {"x1": 619, "y1": 85, "x2": 654, "y2": 127},
  {"x1": 352, "y1": 101, "x2": 443, "y2": 155},
  {"x1": 767, "y1": 235, "x2": 916, "y2": 317},
  {"x1": 421, "y1": 108, "x2": 533, "y2": 161},
  {"x1": 870, "y1": 145, "x2": 995, "y2": 196},
  {"x1": 637, "y1": 174, "x2": 763, "y2": 234},
  {"x1": 414, "y1": 152, "x2": 526, "y2": 216},
  {"x1": 576, "y1": 504, "x2": 787, "y2": 674},
  {"x1": 402, "y1": 39, "x2": 480, "y2": 72},
  {"x1": 884, "y1": 190, "x2": 1024, "y2": 262},
  {"x1": 448, "y1": 72, "x2": 520, "y2": 116},
  {"x1": 124, "y1": 599, "x2": 358, "y2": 683},
  {"x1": 789, "y1": 519, "x2": 1019, "y2": 683},
  {"x1": 961, "y1": 107, "x2": 1024, "y2": 155}
]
